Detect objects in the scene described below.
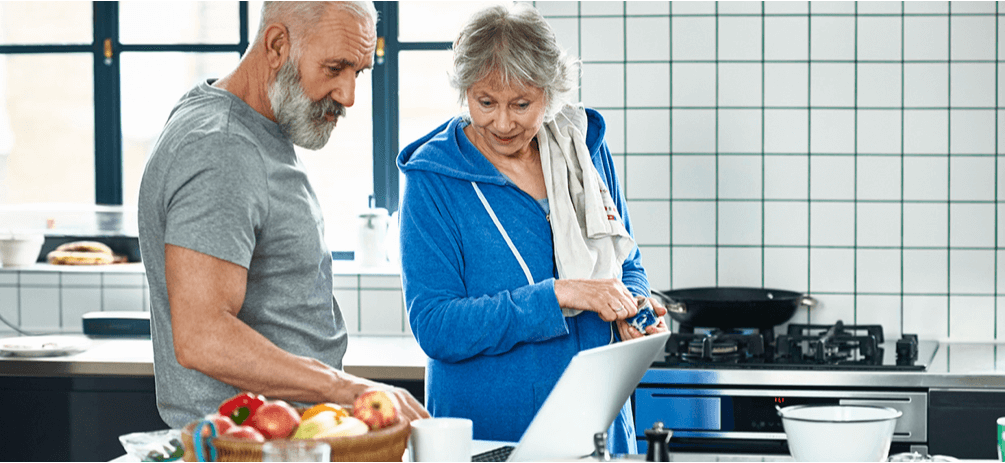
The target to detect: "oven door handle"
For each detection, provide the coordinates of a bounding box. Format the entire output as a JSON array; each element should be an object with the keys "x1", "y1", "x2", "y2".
[{"x1": 838, "y1": 398, "x2": 926, "y2": 441}]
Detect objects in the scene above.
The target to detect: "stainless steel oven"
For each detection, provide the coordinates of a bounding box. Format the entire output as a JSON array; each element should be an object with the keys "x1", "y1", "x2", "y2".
[
  {"x1": 634, "y1": 387, "x2": 928, "y2": 455},
  {"x1": 632, "y1": 320, "x2": 939, "y2": 457}
]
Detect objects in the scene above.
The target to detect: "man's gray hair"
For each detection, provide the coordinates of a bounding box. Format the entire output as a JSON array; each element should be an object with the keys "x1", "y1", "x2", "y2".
[
  {"x1": 449, "y1": 3, "x2": 579, "y2": 119},
  {"x1": 254, "y1": 1, "x2": 378, "y2": 56}
]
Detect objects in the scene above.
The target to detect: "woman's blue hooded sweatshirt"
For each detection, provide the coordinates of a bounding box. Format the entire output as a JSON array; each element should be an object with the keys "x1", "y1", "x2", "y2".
[{"x1": 396, "y1": 108, "x2": 650, "y2": 454}]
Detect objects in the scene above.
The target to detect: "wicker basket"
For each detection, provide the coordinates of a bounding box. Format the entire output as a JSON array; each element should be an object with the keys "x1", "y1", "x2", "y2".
[{"x1": 180, "y1": 417, "x2": 410, "y2": 462}]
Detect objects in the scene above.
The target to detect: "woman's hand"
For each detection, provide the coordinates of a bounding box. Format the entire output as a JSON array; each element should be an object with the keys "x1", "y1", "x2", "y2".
[
  {"x1": 553, "y1": 278, "x2": 638, "y2": 322},
  {"x1": 615, "y1": 296, "x2": 670, "y2": 340}
]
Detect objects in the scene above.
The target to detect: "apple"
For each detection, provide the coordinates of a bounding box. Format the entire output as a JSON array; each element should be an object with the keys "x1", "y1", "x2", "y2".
[
  {"x1": 314, "y1": 416, "x2": 368, "y2": 438},
  {"x1": 199, "y1": 413, "x2": 236, "y2": 438},
  {"x1": 292, "y1": 410, "x2": 341, "y2": 440},
  {"x1": 223, "y1": 425, "x2": 265, "y2": 442},
  {"x1": 249, "y1": 400, "x2": 302, "y2": 439},
  {"x1": 352, "y1": 389, "x2": 399, "y2": 430}
]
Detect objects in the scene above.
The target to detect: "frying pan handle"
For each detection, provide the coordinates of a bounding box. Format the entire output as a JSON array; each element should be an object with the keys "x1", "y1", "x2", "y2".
[
  {"x1": 650, "y1": 289, "x2": 687, "y2": 315},
  {"x1": 800, "y1": 295, "x2": 818, "y2": 309}
]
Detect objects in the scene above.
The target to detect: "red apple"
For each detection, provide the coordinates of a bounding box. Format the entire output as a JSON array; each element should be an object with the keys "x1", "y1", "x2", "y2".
[
  {"x1": 352, "y1": 389, "x2": 399, "y2": 430},
  {"x1": 223, "y1": 425, "x2": 265, "y2": 442},
  {"x1": 249, "y1": 400, "x2": 301, "y2": 439},
  {"x1": 200, "y1": 413, "x2": 236, "y2": 438}
]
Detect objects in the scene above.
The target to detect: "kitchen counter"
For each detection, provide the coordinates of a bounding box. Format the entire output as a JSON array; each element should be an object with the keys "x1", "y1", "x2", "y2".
[
  {"x1": 0, "y1": 334, "x2": 427, "y2": 380},
  {"x1": 642, "y1": 341, "x2": 1005, "y2": 388}
]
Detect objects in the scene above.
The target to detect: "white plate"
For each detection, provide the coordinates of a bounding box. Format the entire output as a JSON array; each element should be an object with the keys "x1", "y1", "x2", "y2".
[{"x1": 0, "y1": 335, "x2": 91, "y2": 357}]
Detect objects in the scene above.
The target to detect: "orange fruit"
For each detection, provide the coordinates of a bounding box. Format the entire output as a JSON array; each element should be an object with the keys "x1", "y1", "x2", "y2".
[{"x1": 301, "y1": 403, "x2": 350, "y2": 421}]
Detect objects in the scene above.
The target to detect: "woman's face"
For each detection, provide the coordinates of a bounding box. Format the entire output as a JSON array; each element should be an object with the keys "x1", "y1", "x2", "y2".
[{"x1": 465, "y1": 71, "x2": 547, "y2": 160}]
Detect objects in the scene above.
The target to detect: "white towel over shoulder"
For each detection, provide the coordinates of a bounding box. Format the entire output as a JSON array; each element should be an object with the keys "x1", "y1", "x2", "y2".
[{"x1": 539, "y1": 104, "x2": 636, "y2": 317}]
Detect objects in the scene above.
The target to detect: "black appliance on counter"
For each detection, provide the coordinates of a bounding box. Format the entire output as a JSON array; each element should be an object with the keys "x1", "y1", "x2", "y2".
[{"x1": 634, "y1": 320, "x2": 939, "y2": 458}]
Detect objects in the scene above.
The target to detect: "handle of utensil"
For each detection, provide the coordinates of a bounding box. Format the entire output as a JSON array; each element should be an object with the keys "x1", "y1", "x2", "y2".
[
  {"x1": 800, "y1": 296, "x2": 818, "y2": 309},
  {"x1": 650, "y1": 290, "x2": 687, "y2": 315}
]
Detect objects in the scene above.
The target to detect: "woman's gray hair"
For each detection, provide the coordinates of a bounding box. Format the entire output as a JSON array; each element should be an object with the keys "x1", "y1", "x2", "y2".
[
  {"x1": 254, "y1": 1, "x2": 378, "y2": 58},
  {"x1": 450, "y1": 3, "x2": 579, "y2": 120}
]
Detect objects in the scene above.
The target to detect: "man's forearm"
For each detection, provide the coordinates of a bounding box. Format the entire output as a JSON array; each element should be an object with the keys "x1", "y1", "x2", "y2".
[{"x1": 174, "y1": 310, "x2": 375, "y2": 406}]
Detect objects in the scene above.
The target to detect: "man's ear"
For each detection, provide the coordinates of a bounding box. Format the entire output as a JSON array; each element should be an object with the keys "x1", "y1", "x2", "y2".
[{"x1": 263, "y1": 23, "x2": 290, "y2": 70}]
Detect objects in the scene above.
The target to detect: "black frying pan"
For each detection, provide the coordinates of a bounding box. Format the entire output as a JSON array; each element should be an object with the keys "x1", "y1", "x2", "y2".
[{"x1": 650, "y1": 287, "x2": 816, "y2": 329}]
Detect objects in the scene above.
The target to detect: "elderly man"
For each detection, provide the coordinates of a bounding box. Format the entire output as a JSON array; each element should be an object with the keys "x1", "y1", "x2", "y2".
[{"x1": 138, "y1": 1, "x2": 428, "y2": 429}]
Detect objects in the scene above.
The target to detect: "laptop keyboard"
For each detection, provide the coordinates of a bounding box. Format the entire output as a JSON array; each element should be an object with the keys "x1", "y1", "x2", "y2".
[{"x1": 471, "y1": 445, "x2": 515, "y2": 462}]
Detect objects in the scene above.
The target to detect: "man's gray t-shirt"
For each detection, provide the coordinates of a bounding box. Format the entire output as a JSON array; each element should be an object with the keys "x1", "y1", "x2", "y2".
[{"x1": 138, "y1": 80, "x2": 347, "y2": 428}]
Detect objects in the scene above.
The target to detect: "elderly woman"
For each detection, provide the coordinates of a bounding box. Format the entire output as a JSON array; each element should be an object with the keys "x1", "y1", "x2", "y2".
[{"x1": 396, "y1": 3, "x2": 668, "y2": 453}]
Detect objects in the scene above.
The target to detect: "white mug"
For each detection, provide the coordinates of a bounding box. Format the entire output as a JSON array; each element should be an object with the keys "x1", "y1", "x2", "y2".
[{"x1": 409, "y1": 417, "x2": 473, "y2": 462}]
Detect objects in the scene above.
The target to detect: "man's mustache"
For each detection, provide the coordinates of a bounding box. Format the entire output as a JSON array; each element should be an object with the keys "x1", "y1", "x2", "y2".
[{"x1": 313, "y1": 99, "x2": 346, "y2": 121}]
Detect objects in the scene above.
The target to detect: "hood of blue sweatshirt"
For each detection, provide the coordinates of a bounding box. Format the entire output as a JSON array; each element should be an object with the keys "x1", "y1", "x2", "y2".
[{"x1": 397, "y1": 108, "x2": 608, "y2": 180}]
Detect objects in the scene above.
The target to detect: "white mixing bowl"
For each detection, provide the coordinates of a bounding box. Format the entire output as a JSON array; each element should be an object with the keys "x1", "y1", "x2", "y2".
[
  {"x1": 0, "y1": 233, "x2": 44, "y2": 267},
  {"x1": 779, "y1": 404, "x2": 902, "y2": 462}
]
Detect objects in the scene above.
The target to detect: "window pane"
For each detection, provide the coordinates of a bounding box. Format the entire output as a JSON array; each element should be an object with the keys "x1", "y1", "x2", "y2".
[
  {"x1": 248, "y1": 1, "x2": 264, "y2": 44},
  {"x1": 301, "y1": 73, "x2": 373, "y2": 252},
  {"x1": 398, "y1": 1, "x2": 512, "y2": 42},
  {"x1": 0, "y1": 54, "x2": 94, "y2": 204},
  {"x1": 398, "y1": 50, "x2": 463, "y2": 200},
  {"x1": 121, "y1": 52, "x2": 241, "y2": 207},
  {"x1": 120, "y1": 2, "x2": 239, "y2": 44},
  {"x1": 0, "y1": 2, "x2": 91, "y2": 45}
]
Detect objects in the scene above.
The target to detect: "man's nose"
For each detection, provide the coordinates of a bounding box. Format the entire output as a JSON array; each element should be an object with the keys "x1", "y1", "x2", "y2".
[{"x1": 330, "y1": 73, "x2": 356, "y2": 108}]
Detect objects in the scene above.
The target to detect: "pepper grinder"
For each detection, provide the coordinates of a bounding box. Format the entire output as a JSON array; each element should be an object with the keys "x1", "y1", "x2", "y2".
[
  {"x1": 591, "y1": 432, "x2": 611, "y2": 461},
  {"x1": 644, "y1": 422, "x2": 672, "y2": 462}
]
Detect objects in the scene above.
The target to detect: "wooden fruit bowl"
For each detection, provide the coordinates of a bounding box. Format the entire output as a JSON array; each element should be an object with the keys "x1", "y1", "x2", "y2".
[{"x1": 180, "y1": 417, "x2": 410, "y2": 462}]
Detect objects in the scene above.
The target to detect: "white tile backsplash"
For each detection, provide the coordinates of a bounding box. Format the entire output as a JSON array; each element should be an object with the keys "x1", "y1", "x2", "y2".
[
  {"x1": 626, "y1": 63, "x2": 669, "y2": 108},
  {"x1": 717, "y1": 2, "x2": 761, "y2": 15},
  {"x1": 626, "y1": 155, "x2": 671, "y2": 200},
  {"x1": 672, "y1": 63, "x2": 716, "y2": 107},
  {"x1": 903, "y1": 203, "x2": 949, "y2": 248},
  {"x1": 672, "y1": 247, "x2": 717, "y2": 288},
  {"x1": 764, "y1": 110, "x2": 809, "y2": 154},
  {"x1": 628, "y1": 200, "x2": 670, "y2": 246},
  {"x1": 764, "y1": 247, "x2": 809, "y2": 291},
  {"x1": 672, "y1": 155, "x2": 716, "y2": 199},
  {"x1": 903, "y1": 111, "x2": 949, "y2": 155},
  {"x1": 951, "y1": 63, "x2": 996, "y2": 108},
  {"x1": 950, "y1": 109, "x2": 996, "y2": 154},
  {"x1": 810, "y1": 16, "x2": 855, "y2": 60},
  {"x1": 809, "y1": 202, "x2": 855, "y2": 247},
  {"x1": 810, "y1": 63, "x2": 855, "y2": 108},
  {"x1": 580, "y1": 17, "x2": 624, "y2": 62},
  {"x1": 763, "y1": 156, "x2": 808, "y2": 200},
  {"x1": 764, "y1": 202, "x2": 808, "y2": 246},
  {"x1": 671, "y1": 2, "x2": 715, "y2": 15},
  {"x1": 334, "y1": 288, "x2": 359, "y2": 334},
  {"x1": 904, "y1": 64, "x2": 949, "y2": 107},
  {"x1": 673, "y1": 201, "x2": 716, "y2": 245},
  {"x1": 581, "y1": 63, "x2": 624, "y2": 108},
  {"x1": 809, "y1": 110, "x2": 855, "y2": 154},
  {"x1": 949, "y1": 203, "x2": 995, "y2": 247},
  {"x1": 950, "y1": 156, "x2": 996, "y2": 201},
  {"x1": 857, "y1": 64, "x2": 902, "y2": 108},
  {"x1": 856, "y1": 249, "x2": 902, "y2": 293},
  {"x1": 765, "y1": 64, "x2": 808, "y2": 107},
  {"x1": 718, "y1": 155, "x2": 762, "y2": 199},
  {"x1": 20, "y1": 287, "x2": 60, "y2": 330},
  {"x1": 718, "y1": 63, "x2": 762, "y2": 108},
  {"x1": 857, "y1": 16, "x2": 902, "y2": 61},
  {"x1": 0, "y1": 286, "x2": 18, "y2": 330},
  {"x1": 764, "y1": 2, "x2": 808, "y2": 14},
  {"x1": 949, "y1": 296, "x2": 995, "y2": 340},
  {"x1": 903, "y1": 250, "x2": 948, "y2": 294},
  {"x1": 626, "y1": 109, "x2": 671, "y2": 153},
  {"x1": 951, "y1": 16, "x2": 996, "y2": 60},
  {"x1": 857, "y1": 203, "x2": 902, "y2": 247},
  {"x1": 103, "y1": 287, "x2": 144, "y2": 312},
  {"x1": 857, "y1": 156, "x2": 902, "y2": 201},
  {"x1": 856, "y1": 295, "x2": 902, "y2": 339},
  {"x1": 672, "y1": 109, "x2": 716, "y2": 153},
  {"x1": 717, "y1": 247, "x2": 762, "y2": 287},
  {"x1": 672, "y1": 16, "x2": 716, "y2": 60},
  {"x1": 718, "y1": 201, "x2": 762, "y2": 246},
  {"x1": 61, "y1": 287, "x2": 101, "y2": 330},
  {"x1": 904, "y1": 296, "x2": 948, "y2": 339},
  {"x1": 949, "y1": 250, "x2": 995, "y2": 294},
  {"x1": 579, "y1": 1, "x2": 621, "y2": 16},
  {"x1": 718, "y1": 110, "x2": 762, "y2": 153},
  {"x1": 360, "y1": 289, "x2": 405, "y2": 334},
  {"x1": 718, "y1": 16, "x2": 762, "y2": 61},
  {"x1": 809, "y1": 155, "x2": 855, "y2": 200},
  {"x1": 764, "y1": 16, "x2": 808, "y2": 60},
  {"x1": 857, "y1": 110, "x2": 902, "y2": 154},
  {"x1": 626, "y1": 16, "x2": 669, "y2": 62}
]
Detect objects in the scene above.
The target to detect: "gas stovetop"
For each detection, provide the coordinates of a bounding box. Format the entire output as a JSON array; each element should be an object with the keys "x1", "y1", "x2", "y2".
[{"x1": 652, "y1": 320, "x2": 938, "y2": 371}]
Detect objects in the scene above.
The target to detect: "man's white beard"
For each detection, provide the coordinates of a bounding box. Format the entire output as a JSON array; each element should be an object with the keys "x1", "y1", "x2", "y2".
[{"x1": 267, "y1": 58, "x2": 346, "y2": 150}]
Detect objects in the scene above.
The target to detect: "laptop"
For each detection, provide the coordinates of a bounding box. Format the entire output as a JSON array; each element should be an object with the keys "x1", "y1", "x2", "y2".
[{"x1": 473, "y1": 331, "x2": 671, "y2": 462}]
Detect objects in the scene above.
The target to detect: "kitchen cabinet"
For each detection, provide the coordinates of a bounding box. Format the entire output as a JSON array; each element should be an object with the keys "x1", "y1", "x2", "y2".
[{"x1": 928, "y1": 388, "x2": 1005, "y2": 460}]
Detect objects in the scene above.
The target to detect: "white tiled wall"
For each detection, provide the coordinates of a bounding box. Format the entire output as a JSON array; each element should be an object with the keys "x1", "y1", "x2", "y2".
[
  {"x1": 0, "y1": 265, "x2": 149, "y2": 335},
  {"x1": 0, "y1": 265, "x2": 409, "y2": 336},
  {"x1": 535, "y1": 1, "x2": 1003, "y2": 340}
]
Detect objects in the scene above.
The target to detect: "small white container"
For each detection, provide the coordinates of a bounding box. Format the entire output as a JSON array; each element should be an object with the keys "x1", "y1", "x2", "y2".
[
  {"x1": 0, "y1": 233, "x2": 45, "y2": 267},
  {"x1": 779, "y1": 404, "x2": 902, "y2": 462}
]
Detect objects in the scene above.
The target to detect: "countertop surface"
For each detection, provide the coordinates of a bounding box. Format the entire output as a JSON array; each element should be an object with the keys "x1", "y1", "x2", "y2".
[
  {"x1": 5, "y1": 336, "x2": 1005, "y2": 389},
  {"x1": 0, "y1": 334, "x2": 428, "y2": 380}
]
